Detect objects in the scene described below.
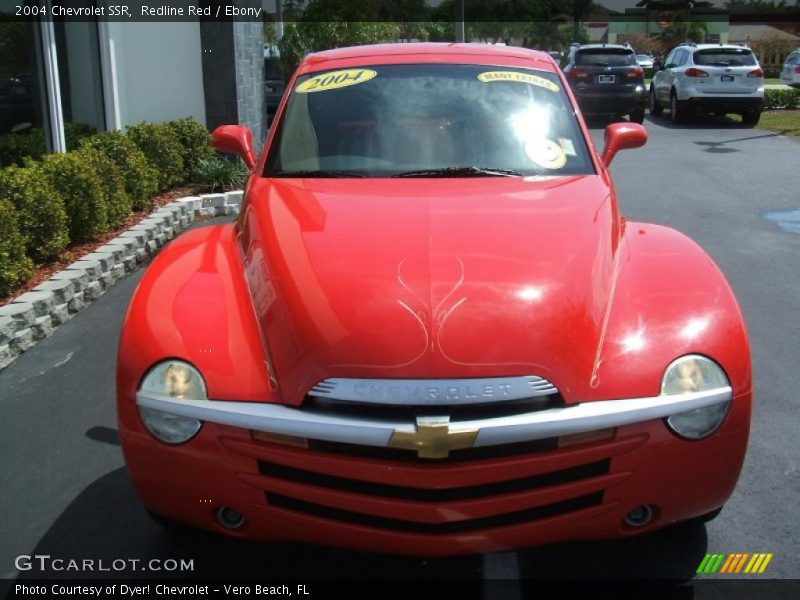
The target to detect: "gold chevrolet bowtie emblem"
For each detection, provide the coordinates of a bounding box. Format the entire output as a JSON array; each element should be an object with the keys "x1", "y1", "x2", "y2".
[{"x1": 388, "y1": 416, "x2": 478, "y2": 459}]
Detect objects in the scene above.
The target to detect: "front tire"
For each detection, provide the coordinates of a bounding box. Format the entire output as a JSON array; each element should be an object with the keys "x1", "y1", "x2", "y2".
[
  {"x1": 630, "y1": 108, "x2": 645, "y2": 124},
  {"x1": 649, "y1": 87, "x2": 663, "y2": 116},
  {"x1": 146, "y1": 508, "x2": 187, "y2": 531}
]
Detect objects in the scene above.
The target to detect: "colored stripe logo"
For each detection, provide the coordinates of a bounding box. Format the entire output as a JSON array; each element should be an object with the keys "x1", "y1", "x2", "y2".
[{"x1": 697, "y1": 553, "x2": 773, "y2": 574}]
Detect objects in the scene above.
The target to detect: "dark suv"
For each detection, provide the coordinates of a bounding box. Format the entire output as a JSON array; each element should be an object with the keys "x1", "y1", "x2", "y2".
[{"x1": 561, "y1": 44, "x2": 646, "y2": 123}]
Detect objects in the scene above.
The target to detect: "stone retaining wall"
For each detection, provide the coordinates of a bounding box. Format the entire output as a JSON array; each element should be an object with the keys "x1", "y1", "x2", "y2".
[{"x1": 0, "y1": 191, "x2": 244, "y2": 371}]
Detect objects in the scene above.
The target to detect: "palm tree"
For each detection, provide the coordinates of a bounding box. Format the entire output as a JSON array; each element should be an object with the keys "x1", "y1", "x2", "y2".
[{"x1": 658, "y1": 17, "x2": 708, "y2": 49}]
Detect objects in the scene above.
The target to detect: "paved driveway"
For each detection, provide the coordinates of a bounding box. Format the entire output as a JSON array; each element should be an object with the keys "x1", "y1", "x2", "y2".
[{"x1": 1, "y1": 116, "x2": 799, "y2": 586}]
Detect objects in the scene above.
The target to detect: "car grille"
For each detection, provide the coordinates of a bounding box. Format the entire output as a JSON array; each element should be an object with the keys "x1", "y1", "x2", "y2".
[
  {"x1": 258, "y1": 458, "x2": 610, "y2": 502},
  {"x1": 223, "y1": 375, "x2": 639, "y2": 535},
  {"x1": 223, "y1": 433, "x2": 644, "y2": 535},
  {"x1": 265, "y1": 491, "x2": 604, "y2": 534}
]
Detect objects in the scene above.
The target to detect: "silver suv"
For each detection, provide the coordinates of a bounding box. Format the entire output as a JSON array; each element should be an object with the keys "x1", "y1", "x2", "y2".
[
  {"x1": 650, "y1": 43, "x2": 764, "y2": 126},
  {"x1": 780, "y1": 49, "x2": 800, "y2": 88}
]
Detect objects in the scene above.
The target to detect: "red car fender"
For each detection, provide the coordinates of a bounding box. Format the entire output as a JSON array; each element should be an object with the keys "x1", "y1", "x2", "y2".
[
  {"x1": 581, "y1": 220, "x2": 752, "y2": 403},
  {"x1": 116, "y1": 224, "x2": 275, "y2": 405}
]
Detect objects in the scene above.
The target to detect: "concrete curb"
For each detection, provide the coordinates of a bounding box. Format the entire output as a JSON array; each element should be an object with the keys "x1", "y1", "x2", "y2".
[{"x1": 0, "y1": 191, "x2": 243, "y2": 371}]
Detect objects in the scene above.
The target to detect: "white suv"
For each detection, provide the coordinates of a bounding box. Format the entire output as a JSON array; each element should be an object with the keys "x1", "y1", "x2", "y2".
[
  {"x1": 650, "y1": 43, "x2": 764, "y2": 126},
  {"x1": 780, "y1": 49, "x2": 800, "y2": 88}
]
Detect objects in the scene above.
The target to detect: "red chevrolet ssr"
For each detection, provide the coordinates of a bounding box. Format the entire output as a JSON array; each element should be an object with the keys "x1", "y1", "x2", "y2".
[{"x1": 117, "y1": 43, "x2": 751, "y2": 556}]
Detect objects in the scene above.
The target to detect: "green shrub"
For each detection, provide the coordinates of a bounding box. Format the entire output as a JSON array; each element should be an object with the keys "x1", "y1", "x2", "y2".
[
  {"x1": 64, "y1": 122, "x2": 98, "y2": 151},
  {"x1": 75, "y1": 146, "x2": 132, "y2": 229},
  {"x1": 0, "y1": 128, "x2": 46, "y2": 168},
  {"x1": 764, "y1": 88, "x2": 800, "y2": 110},
  {"x1": 0, "y1": 123, "x2": 96, "y2": 168},
  {"x1": 0, "y1": 165, "x2": 68, "y2": 262},
  {"x1": 0, "y1": 199, "x2": 34, "y2": 297},
  {"x1": 80, "y1": 131, "x2": 159, "y2": 211},
  {"x1": 166, "y1": 117, "x2": 215, "y2": 181},
  {"x1": 39, "y1": 152, "x2": 108, "y2": 242},
  {"x1": 191, "y1": 156, "x2": 249, "y2": 193},
  {"x1": 126, "y1": 122, "x2": 185, "y2": 191}
]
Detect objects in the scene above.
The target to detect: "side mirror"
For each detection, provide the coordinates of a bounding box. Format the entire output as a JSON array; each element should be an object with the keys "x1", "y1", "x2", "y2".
[
  {"x1": 601, "y1": 122, "x2": 647, "y2": 167},
  {"x1": 210, "y1": 125, "x2": 256, "y2": 170}
]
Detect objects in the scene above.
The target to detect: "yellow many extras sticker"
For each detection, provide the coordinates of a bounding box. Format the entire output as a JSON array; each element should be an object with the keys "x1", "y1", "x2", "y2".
[
  {"x1": 478, "y1": 71, "x2": 560, "y2": 93},
  {"x1": 296, "y1": 69, "x2": 377, "y2": 93}
]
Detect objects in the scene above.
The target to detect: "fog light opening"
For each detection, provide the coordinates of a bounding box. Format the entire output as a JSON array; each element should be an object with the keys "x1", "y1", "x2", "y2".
[
  {"x1": 624, "y1": 504, "x2": 653, "y2": 528},
  {"x1": 216, "y1": 506, "x2": 246, "y2": 530}
]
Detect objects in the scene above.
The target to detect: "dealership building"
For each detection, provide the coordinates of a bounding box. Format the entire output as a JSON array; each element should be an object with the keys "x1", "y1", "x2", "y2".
[{"x1": 0, "y1": 0, "x2": 266, "y2": 160}]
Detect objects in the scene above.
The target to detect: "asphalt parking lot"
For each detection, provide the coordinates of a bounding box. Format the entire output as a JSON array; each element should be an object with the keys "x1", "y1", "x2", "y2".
[{"x1": 1, "y1": 114, "x2": 799, "y2": 588}]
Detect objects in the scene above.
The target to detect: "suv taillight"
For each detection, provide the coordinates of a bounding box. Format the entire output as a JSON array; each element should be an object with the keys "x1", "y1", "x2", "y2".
[
  {"x1": 794, "y1": 66, "x2": 800, "y2": 73},
  {"x1": 747, "y1": 68, "x2": 764, "y2": 78},
  {"x1": 684, "y1": 68, "x2": 709, "y2": 78},
  {"x1": 569, "y1": 68, "x2": 586, "y2": 79},
  {"x1": 627, "y1": 66, "x2": 644, "y2": 77}
]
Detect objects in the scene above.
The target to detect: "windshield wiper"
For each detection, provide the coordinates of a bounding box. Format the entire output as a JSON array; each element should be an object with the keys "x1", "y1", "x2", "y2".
[
  {"x1": 271, "y1": 169, "x2": 366, "y2": 178},
  {"x1": 392, "y1": 166, "x2": 523, "y2": 178}
]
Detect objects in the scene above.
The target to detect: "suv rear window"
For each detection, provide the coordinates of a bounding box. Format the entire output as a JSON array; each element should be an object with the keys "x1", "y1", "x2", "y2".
[
  {"x1": 694, "y1": 49, "x2": 757, "y2": 67},
  {"x1": 575, "y1": 49, "x2": 636, "y2": 67}
]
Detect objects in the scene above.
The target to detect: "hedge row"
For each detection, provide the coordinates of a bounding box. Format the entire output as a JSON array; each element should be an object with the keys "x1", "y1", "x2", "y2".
[
  {"x1": 0, "y1": 117, "x2": 218, "y2": 297},
  {"x1": 764, "y1": 87, "x2": 800, "y2": 110}
]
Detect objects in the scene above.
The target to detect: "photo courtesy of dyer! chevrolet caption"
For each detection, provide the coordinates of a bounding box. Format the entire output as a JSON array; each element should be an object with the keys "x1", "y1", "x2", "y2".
[{"x1": 117, "y1": 43, "x2": 752, "y2": 556}]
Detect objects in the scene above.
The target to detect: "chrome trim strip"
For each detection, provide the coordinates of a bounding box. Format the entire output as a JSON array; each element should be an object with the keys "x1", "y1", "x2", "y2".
[
  {"x1": 306, "y1": 376, "x2": 558, "y2": 405},
  {"x1": 136, "y1": 386, "x2": 732, "y2": 449}
]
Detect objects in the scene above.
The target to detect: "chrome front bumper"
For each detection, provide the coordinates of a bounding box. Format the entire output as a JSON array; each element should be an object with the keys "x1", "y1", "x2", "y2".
[{"x1": 135, "y1": 386, "x2": 732, "y2": 449}]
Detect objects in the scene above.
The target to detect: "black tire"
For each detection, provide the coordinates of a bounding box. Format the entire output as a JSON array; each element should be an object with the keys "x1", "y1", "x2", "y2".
[
  {"x1": 649, "y1": 87, "x2": 663, "y2": 116},
  {"x1": 741, "y1": 110, "x2": 761, "y2": 127},
  {"x1": 146, "y1": 508, "x2": 187, "y2": 531},
  {"x1": 670, "y1": 91, "x2": 686, "y2": 124},
  {"x1": 691, "y1": 506, "x2": 724, "y2": 524},
  {"x1": 630, "y1": 108, "x2": 645, "y2": 124}
]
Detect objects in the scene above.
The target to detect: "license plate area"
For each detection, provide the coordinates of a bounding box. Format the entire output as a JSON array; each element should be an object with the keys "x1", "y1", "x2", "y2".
[
  {"x1": 598, "y1": 74, "x2": 615, "y2": 84},
  {"x1": 721, "y1": 74, "x2": 735, "y2": 82}
]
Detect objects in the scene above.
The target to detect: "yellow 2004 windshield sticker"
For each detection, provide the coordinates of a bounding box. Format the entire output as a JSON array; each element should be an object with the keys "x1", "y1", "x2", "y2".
[
  {"x1": 478, "y1": 71, "x2": 560, "y2": 93},
  {"x1": 296, "y1": 69, "x2": 377, "y2": 93}
]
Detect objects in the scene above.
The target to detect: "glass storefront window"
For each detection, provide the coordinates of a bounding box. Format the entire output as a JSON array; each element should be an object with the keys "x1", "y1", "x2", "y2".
[
  {"x1": 0, "y1": 3, "x2": 49, "y2": 167},
  {"x1": 54, "y1": 5, "x2": 106, "y2": 149}
]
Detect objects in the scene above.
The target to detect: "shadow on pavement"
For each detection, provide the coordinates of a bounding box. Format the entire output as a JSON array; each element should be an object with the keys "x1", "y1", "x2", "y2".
[{"x1": 16, "y1": 467, "x2": 705, "y2": 582}]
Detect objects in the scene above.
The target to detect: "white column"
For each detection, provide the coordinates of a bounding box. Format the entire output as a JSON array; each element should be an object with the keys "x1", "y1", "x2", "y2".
[
  {"x1": 97, "y1": 20, "x2": 123, "y2": 130},
  {"x1": 39, "y1": 5, "x2": 65, "y2": 152}
]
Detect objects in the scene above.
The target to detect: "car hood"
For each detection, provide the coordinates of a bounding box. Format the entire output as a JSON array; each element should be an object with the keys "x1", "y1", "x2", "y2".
[{"x1": 242, "y1": 176, "x2": 622, "y2": 406}]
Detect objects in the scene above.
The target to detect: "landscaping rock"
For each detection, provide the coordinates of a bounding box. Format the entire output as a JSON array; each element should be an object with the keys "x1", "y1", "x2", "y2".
[{"x1": 12, "y1": 291, "x2": 56, "y2": 318}]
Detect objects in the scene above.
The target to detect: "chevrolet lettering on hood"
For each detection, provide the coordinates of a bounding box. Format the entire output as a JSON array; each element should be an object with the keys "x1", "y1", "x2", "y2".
[{"x1": 118, "y1": 43, "x2": 752, "y2": 557}]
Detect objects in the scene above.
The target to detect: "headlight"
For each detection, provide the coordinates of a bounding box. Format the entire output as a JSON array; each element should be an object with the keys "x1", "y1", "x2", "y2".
[
  {"x1": 138, "y1": 360, "x2": 206, "y2": 444},
  {"x1": 662, "y1": 355, "x2": 730, "y2": 440}
]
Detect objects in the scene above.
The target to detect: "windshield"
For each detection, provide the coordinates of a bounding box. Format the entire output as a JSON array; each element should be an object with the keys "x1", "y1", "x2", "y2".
[
  {"x1": 694, "y1": 49, "x2": 757, "y2": 66},
  {"x1": 264, "y1": 63, "x2": 593, "y2": 178}
]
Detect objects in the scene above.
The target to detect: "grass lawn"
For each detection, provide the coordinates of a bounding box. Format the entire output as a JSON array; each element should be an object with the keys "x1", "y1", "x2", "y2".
[
  {"x1": 730, "y1": 109, "x2": 800, "y2": 135},
  {"x1": 759, "y1": 110, "x2": 800, "y2": 136},
  {"x1": 765, "y1": 78, "x2": 783, "y2": 85}
]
